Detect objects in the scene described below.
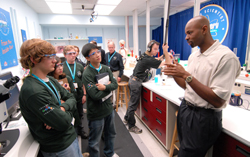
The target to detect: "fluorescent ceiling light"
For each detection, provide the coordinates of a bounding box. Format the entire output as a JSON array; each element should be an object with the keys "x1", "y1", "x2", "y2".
[
  {"x1": 94, "y1": 5, "x2": 116, "y2": 15},
  {"x1": 45, "y1": 0, "x2": 70, "y2": 2},
  {"x1": 97, "y1": 0, "x2": 122, "y2": 6},
  {"x1": 46, "y1": 2, "x2": 72, "y2": 14}
]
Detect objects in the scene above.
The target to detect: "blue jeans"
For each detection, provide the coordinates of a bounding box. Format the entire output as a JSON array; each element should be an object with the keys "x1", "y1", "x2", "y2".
[
  {"x1": 41, "y1": 138, "x2": 82, "y2": 157},
  {"x1": 88, "y1": 110, "x2": 116, "y2": 157}
]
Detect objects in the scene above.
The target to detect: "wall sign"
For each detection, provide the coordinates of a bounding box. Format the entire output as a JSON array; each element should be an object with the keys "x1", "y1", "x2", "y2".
[
  {"x1": 0, "y1": 8, "x2": 18, "y2": 70},
  {"x1": 200, "y1": 4, "x2": 229, "y2": 43},
  {"x1": 88, "y1": 36, "x2": 102, "y2": 43}
]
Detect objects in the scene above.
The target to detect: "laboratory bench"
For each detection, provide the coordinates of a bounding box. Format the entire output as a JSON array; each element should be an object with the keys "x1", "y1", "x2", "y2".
[{"x1": 123, "y1": 69, "x2": 250, "y2": 157}]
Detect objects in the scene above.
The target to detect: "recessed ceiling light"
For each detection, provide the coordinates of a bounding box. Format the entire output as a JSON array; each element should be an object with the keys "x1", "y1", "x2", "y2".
[
  {"x1": 97, "y1": 0, "x2": 122, "y2": 6},
  {"x1": 46, "y1": 2, "x2": 72, "y2": 14}
]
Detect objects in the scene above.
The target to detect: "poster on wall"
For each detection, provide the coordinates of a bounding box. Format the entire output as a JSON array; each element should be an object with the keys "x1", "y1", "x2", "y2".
[
  {"x1": 105, "y1": 38, "x2": 117, "y2": 52},
  {"x1": 88, "y1": 36, "x2": 102, "y2": 43},
  {"x1": 200, "y1": 4, "x2": 229, "y2": 43},
  {"x1": 21, "y1": 29, "x2": 27, "y2": 42},
  {"x1": 0, "y1": 8, "x2": 18, "y2": 70}
]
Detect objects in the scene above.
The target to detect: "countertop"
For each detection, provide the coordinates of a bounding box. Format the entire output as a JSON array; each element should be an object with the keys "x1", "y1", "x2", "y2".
[{"x1": 123, "y1": 69, "x2": 250, "y2": 147}]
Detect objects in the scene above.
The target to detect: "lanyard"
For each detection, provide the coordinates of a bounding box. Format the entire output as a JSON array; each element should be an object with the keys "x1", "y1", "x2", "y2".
[
  {"x1": 108, "y1": 51, "x2": 116, "y2": 65},
  {"x1": 32, "y1": 74, "x2": 61, "y2": 106},
  {"x1": 90, "y1": 63, "x2": 102, "y2": 73},
  {"x1": 66, "y1": 61, "x2": 76, "y2": 82}
]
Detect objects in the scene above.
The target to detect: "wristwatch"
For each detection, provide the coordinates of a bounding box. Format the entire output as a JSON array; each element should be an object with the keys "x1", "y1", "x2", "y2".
[{"x1": 185, "y1": 75, "x2": 193, "y2": 83}]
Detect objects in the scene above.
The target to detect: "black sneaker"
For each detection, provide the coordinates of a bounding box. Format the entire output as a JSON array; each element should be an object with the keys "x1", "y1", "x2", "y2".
[{"x1": 129, "y1": 126, "x2": 142, "y2": 134}]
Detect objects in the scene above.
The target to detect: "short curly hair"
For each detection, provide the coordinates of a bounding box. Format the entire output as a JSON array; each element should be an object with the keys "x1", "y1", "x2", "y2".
[
  {"x1": 20, "y1": 39, "x2": 56, "y2": 69},
  {"x1": 63, "y1": 45, "x2": 75, "y2": 55}
]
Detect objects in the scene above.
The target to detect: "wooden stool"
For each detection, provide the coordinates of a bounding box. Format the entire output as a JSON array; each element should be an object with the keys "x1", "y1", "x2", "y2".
[
  {"x1": 116, "y1": 81, "x2": 130, "y2": 112},
  {"x1": 169, "y1": 111, "x2": 179, "y2": 157}
]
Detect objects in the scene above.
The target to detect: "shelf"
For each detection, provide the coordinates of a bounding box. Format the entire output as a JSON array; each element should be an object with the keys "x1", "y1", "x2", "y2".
[{"x1": 45, "y1": 39, "x2": 89, "y2": 41}]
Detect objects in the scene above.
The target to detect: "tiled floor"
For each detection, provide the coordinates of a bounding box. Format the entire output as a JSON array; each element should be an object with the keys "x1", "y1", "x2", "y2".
[{"x1": 116, "y1": 104, "x2": 170, "y2": 157}]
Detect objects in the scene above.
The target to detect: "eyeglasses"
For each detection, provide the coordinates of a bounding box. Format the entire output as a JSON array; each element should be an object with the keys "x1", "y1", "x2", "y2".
[
  {"x1": 55, "y1": 63, "x2": 63, "y2": 68},
  {"x1": 66, "y1": 52, "x2": 76, "y2": 55},
  {"x1": 88, "y1": 50, "x2": 101, "y2": 57},
  {"x1": 43, "y1": 54, "x2": 56, "y2": 59}
]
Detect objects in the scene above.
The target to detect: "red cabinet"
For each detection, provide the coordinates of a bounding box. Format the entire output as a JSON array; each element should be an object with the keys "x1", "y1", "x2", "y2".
[
  {"x1": 142, "y1": 87, "x2": 150, "y2": 100},
  {"x1": 141, "y1": 87, "x2": 167, "y2": 146},
  {"x1": 152, "y1": 92, "x2": 166, "y2": 111},
  {"x1": 213, "y1": 132, "x2": 250, "y2": 157},
  {"x1": 151, "y1": 117, "x2": 166, "y2": 145},
  {"x1": 136, "y1": 87, "x2": 151, "y2": 117}
]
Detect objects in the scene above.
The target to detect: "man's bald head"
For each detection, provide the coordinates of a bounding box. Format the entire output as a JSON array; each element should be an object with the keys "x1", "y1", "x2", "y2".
[
  {"x1": 185, "y1": 15, "x2": 214, "y2": 51},
  {"x1": 186, "y1": 15, "x2": 211, "y2": 34}
]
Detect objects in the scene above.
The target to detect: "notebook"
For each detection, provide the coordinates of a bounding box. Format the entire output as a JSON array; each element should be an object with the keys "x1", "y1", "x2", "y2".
[{"x1": 95, "y1": 72, "x2": 112, "y2": 102}]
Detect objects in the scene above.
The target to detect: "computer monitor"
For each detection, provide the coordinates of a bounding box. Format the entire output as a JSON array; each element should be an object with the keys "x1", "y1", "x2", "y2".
[{"x1": 0, "y1": 72, "x2": 20, "y2": 120}]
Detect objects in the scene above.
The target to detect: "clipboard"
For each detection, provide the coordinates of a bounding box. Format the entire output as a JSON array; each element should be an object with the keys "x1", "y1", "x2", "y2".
[
  {"x1": 95, "y1": 72, "x2": 112, "y2": 102},
  {"x1": 58, "y1": 77, "x2": 68, "y2": 87}
]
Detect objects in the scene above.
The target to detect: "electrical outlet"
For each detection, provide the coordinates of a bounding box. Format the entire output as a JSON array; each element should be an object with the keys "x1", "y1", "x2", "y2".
[{"x1": 232, "y1": 82, "x2": 245, "y2": 94}]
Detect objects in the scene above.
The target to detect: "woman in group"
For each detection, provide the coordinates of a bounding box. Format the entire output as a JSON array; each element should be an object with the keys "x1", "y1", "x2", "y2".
[{"x1": 48, "y1": 56, "x2": 82, "y2": 134}]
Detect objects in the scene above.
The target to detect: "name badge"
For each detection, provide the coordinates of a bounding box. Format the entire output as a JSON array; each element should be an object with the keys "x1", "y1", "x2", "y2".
[{"x1": 74, "y1": 83, "x2": 78, "y2": 89}]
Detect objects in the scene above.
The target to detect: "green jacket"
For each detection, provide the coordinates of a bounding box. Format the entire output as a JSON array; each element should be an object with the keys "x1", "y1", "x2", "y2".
[
  {"x1": 82, "y1": 65, "x2": 118, "y2": 120},
  {"x1": 19, "y1": 76, "x2": 77, "y2": 152},
  {"x1": 56, "y1": 75, "x2": 80, "y2": 126},
  {"x1": 63, "y1": 61, "x2": 84, "y2": 103}
]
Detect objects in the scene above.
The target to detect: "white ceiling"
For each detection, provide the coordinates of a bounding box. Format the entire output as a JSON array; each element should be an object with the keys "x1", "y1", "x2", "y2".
[{"x1": 24, "y1": 0, "x2": 210, "y2": 17}]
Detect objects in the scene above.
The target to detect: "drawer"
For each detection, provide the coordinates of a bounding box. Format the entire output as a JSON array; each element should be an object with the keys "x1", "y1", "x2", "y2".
[
  {"x1": 141, "y1": 100, "x2": 150, "y2": 119},
  {"x1": 141, "y1": 108, "x2": 154, "y2": 130},
  {"x1": 142, "y1": 87, "x2": 150, "y2": 101},
  {"x1": 152, "y1": 92, "x2": 166, "y2": 111},
  {"x1": 152, "y1": 105, "x2": 166, "y2": 123},
  {"x1": 213, "y1": 132, "x2": 250, "y2": 157},
  {"x1": 151, "y1": 116, "x2": 166, "y2": 145}
]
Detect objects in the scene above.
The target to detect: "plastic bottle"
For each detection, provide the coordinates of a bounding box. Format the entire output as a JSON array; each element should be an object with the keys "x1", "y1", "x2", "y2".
[
  {"x1": 155, "y1": 74, "x2": 161, "y2": 85},
  {"x1": 243, "y1": 64, "x2": 246, "y2": 71},
  {"x1": 154, "y1": 75, "x2": 159, "y2": 84}
]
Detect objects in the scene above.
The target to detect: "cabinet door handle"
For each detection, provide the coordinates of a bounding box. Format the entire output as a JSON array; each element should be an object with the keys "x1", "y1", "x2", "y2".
[
  {"x1": 143, "y1": 98, "x2": 147, "y2": 103},
  {"x1": 156, "y1": 108, "x2": 162, "y2": 114},
  {"x1": 156, "y1": 129, "x2": 162, "y2": 136},
  {"x1": 143, "y1": 88, "x2": 147, "y2": 93},
  {"x1": 156, "y1": 97, "x2": 162, "y2": 102},
  {"x1": 236, "y1": 145, "x2": 250, "y2": 156},
  {"x1": 156, "y1": 118, "x2": 162, "y2": 125},
  {"x1": 144, "y1": 116, "x2": 148, "y2": 121},
  {"x1": 143, "y1": 107, "x2": 148, "y2": 112}
]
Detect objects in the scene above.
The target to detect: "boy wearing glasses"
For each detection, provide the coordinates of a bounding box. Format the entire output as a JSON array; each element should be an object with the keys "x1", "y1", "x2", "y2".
[
  {"x1": 63, "y1": 45, "x2": 88, "y2": 139},
  {"x1": 19, "y1": 39, "x2": 83, "y2": 157},
  {"x1": 81, "y1": 43, "x2": 119, "y2": 157}
]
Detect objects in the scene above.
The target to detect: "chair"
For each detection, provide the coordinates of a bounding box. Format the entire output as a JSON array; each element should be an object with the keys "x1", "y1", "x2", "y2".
[
  {"x1": 169, "y1": 111, "x2": 179, "y2": 157},
  {"x1": 116, "y1": 81, "x2": 130, "y2": 112}
]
